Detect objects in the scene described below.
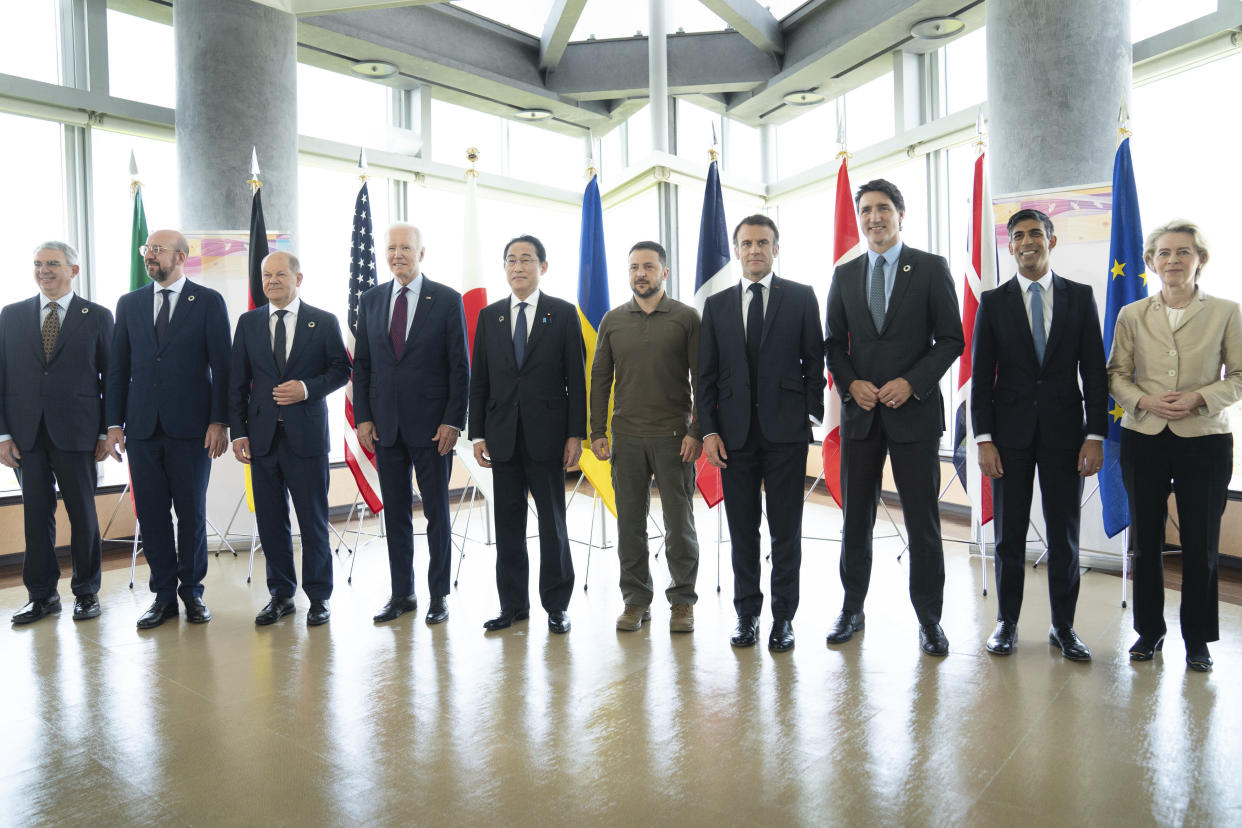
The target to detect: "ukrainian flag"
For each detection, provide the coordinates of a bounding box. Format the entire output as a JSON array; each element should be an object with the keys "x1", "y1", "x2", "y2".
[
  {"x1": 1101, "y1": 137, "x2": 1146, "y2": 537},
  {"x1": 576, "y1": 174, "x2": 617, "y2": 517}
]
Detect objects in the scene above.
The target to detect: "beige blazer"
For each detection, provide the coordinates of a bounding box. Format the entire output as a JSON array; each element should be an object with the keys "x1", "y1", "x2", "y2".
[{"x1": 1107, "y1": 289, "x2": 1242, "y2": 436}]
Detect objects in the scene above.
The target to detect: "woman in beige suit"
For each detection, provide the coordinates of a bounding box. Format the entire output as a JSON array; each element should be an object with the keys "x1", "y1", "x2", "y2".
[{"x1": 1107, "y1": 220, "x2": 1242, "y2": 671}]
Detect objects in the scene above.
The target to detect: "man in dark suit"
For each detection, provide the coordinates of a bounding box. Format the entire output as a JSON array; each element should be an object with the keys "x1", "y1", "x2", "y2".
[
  {"x1": 698, "y1": 215, "x2": 826, "y2": 652},
  {"x1": 469, "y1": 235, "x2": 586, "y2": 635},
  {"x1": 3, "y1": 241, "x2": 113, "y2": 624},
  {"x1": 825, "y1": 179, "x2": 963, "y2": 656},
  {"x1": 229, "y1": 251, "x2": 350, "y2": 627},
  {"x1": 105, "y1": 228, "x2": 231, "y2": 629},
  {"x1": 353, "y1": 222, "x2": 469, "y2": 625},
  {"x1": 972, "y1": 208, "x2": 1106, "y2": 661}
]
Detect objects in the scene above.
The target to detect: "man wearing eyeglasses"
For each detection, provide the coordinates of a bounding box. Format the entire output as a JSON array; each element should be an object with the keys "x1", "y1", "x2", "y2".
[
  {"x1": 105, "y1": 229, "x2": 231, "y2": 629},
  {"x1": 353, "y1": 223, "x2": 469, "y2": 625},
  {"x1": 469, "y1": 235, "x2": 586, "y2": 635},
  {"x1": 3, "y1": 241, "x2": 113, "y2": 625}
]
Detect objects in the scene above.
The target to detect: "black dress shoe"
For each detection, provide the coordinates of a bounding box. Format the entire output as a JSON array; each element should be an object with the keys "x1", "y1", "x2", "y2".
[
  {"x1": 1128, "y1": 634, "x2": 1165, "y2": 661},
  {"x1": 373, "y1": 594, "x2": 418, "y2": 623},
  {"x1": 307, "y1": 600, "x2": 331, "y2": 627},
  {"x1": 1186, "y1": 641, "x2": 1213, "y2": 672},
  {"x1": 184, "y1": 598, "x2": 212, "y2": 624},
  {"x1": 919, "y1": 623, "x2": 949, "y2": 656},
  {"x1": 826, "y1": 610, "x2": 864, "y2": 645},
  {"x1": 730, "y1": 615, "x2": 760, "y2": 648},
  {"x1": 548, "y1": 611, "x2": 571, "y2": 634},
  {"x1": 483, "y1": 608, "x2": 529, "y2": 630},
  {"x1": 12, "y1": 596, "x2": 61, "y2": 625},
  {"x1": 425, "y1": 596, "x2": 449, "y2": 625},
  {"x1": 768, "y1": 619, "x2": 795, "y2": 652},
  {"x1": 986, "y1": 621, "x2": 1017, "y2": 655},
  {"x1": 1048, "y1": 626, "x2": 1091, "y2": 662},
  {"x1": 137, "y1": 600, "x2": 178, "y2": 629},
  {"x1": 72, "y1": 594, "x2": 101, "y2": 621},
  {"x1": 255, "y1": 596, "x2": 295, "y2": 626}
]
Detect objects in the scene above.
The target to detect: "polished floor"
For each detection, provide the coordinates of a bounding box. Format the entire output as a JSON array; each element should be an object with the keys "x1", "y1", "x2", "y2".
[{"x1": 3, "y1": 490, "x2": 1242, "y2": 827}]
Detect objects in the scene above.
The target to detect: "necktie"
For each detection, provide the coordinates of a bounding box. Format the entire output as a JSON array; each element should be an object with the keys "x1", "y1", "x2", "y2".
[
  {"x1": 41, "y1": 302, "x2": 60, "y2": 361},
  {"x1": 868, "y1": 255, "x2": 887, "y2": 329},
  {"x1": 513, "y1": 301, "x2": 529, "y2": 367},
  {"x1": 746, "y1": 283, "x2": 763, "y2": 401},
  {"x1": 390, "y1": 286, "x2": 408, "y2": 359},
  {"x1": 1029, "y1": 282, "x2": 1046, "y2": 363},
  {"x1": 155, "y1": 288, "x2": 171, "y2": 345},
  {"x1": 273, "y1": 309, "x2": 288, "y2": 375}
]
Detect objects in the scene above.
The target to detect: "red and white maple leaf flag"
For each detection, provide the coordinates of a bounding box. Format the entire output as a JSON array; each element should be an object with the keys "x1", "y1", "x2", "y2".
[{"x1": 823, "y1": 156, "x2": 862, "y2": 509}]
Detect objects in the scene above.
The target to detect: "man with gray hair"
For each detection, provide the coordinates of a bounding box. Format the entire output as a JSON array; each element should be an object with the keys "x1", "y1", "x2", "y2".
[{"x1": 3, "y1": 241, "x2": 113, "y2": 624}]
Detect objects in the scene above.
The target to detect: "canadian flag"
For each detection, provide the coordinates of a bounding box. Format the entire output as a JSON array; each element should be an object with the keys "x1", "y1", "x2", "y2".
[{"x1": 822, "y1": 157, "x2": 862, "y2": 508}]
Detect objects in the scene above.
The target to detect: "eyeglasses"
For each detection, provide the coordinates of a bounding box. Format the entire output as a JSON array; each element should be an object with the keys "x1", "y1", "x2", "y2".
[
  {"x1": 33, "y1": 260, "x2": 68, "y2": 269},
  {"x1": 138, "y1": 244, "x2": 172, "y2": 257},
  {"x1": 505, "y1": 256, "x2": 539, "y2": 267}
]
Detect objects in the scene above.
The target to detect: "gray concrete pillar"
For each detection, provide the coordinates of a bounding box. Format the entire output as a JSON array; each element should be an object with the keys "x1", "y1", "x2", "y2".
[
  {"x1": 987, "y1": 0, "x2": 1130, "y2": 194},
  {"x1": 648, "y1": 0, "x2": 670, "y2": 154},
  {"x1": 175, "y1": 0, "x2": 298, "y2": 237}
]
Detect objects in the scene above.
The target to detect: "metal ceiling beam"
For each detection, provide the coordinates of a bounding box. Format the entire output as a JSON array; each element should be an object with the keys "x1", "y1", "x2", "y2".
[
  {"x1": 696, "y1": 0, "x2": 783, "y2": 54},
  {"x1": 540, "y1": 0, "x2": 588, "y2": 70}
]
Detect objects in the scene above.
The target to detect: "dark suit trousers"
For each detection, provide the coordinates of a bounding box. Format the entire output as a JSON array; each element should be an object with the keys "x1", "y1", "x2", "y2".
[
  {"x1": 840, "y1": 417, "x2": 944, "y2": 625},
  {"x1": 1121, "y1": 427, "x2": 1230, "y2": 644},
  {"x1": 992, "y1": 438, "x2": 1083, "y2": 629},
  {"x1": 375, "y1": 429, "x2": 452, "y2": 599},
  {"x1": 250, "y1": 426, "x2": 334, "y2": 601},
  {"x1": 18, "y1": 421, "x2": 102, "y2": 601},
  {"x1": 491, "y1": 420, "x2": 575, "y2": 612},
  {"x1": 127, "y1": 424, "x2": 210, "y2": 605},
  {"x1": 721, "y1": 412, "x2": 805, "y2": 620}
]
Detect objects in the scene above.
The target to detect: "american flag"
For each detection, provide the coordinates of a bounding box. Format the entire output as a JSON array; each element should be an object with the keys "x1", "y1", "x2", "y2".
[{"x1": 343, "y1": 181, "x2": 384, "y2": 512}]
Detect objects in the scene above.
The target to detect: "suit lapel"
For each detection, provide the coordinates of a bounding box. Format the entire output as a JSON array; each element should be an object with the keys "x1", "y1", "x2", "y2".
[
  {"x1": 1171, "y1": 292, "x2": 1205, "y2": 333},
  {"x1": 397, "y1": 280, "x2": 435, "y2": 361},
  {"x1": 284, "y1": 305, "x2": 316, "y2": 373},
  {"x1": 845, "y1": 256, "x2": 875, "y2": 336},
  {"x1": 523, "y1": 295, "x2": 554, "y2": 362},
  {"x1": 47, "y1": 295, "x2": 88, "y2": 363},
  {"x1": 493, "y1": 301, "x2": 519, "y2": 371},
  {"x1": 724, "y1": 283, "x2": 746, "y2": 344},
  {"x1": 1042, "y1": 273, "x2": 1070, "y2": 366},
  {"x1": 879, "y1": 249, "x2": 917, "y2": 335},
  {"x1": 760, "y1": 276, "x2": 784, "y2": 348},
  {"x1": 253, "y1": 306, "x2": 280, "y2": 376},
  {"x1": 1002, "y1": 276, "x2": 1040, "y2": 365},
  {"x1": 160, "y1": 281, "x2": 203, "y2": 351},
  {"x1": 25, "y1": 297, "x2": 45, "y2": 363}
]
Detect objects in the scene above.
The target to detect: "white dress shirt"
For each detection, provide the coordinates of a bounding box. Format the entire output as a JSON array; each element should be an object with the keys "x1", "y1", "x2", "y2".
[
  {"x1": 509, "y1": 289, "x2": 541, "y2": 339},
  {"x1": 388, "y1": 274, "x2": 422, "y2": 341},
  {"x1": 153, "y1": 275, "x2": 187, "y2": 324},
  {"x1": 739, "y1": 273, "x2": 773, "y2": 330}
]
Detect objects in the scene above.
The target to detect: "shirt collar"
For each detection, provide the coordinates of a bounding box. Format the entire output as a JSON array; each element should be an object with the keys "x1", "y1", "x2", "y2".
[
  {"x1": 155, "y1": 275, "x2": 186, "y2": 295},
  {"x1": 393, "y1": 273, "x2": 423, "y2": 299},
  {"x1": 40, "y1": 291, "x2": 75, "y2": 311},
  {"x1": 626, "y1": 292, "x2": 671, "y2": 313},
  {"x1": 741, "y1": 273, "x2": 774, "y2": 292},
  {"x1": 867, "y1": 240, "x2": 903, "y2": 268},
  {"x1": 510, "y1": 288, "x2": 541, "y2": 309},
  {"x1": 1017, "y1": 270, "x2": 1053, "y2": 292},
  {"x1": 271, "y1": 296, "x2": 301, "y2": 317}
]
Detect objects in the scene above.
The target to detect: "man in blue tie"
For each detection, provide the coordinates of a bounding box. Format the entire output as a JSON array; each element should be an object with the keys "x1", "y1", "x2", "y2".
[
  {"x1": 352, "y1": 223, "x2": 469, "y2": 625},
  {"x1": 971, "y1": 208, "x2": 1107, "y2": 661}
]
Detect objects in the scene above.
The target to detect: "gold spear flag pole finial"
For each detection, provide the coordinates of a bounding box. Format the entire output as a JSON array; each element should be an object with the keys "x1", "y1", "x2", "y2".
[
  {"x1": 1117, "y1": 95, "x2": 1132, "y2": 143},
  {"x1": 708, "y1": 122, "x2": 719, "y2": 163},
  {"x1": 834, "y1": 97, "x2": 851, "y2": 161},
  {"x1": 129, "y1": 150, "x2": 141, "y2": 196},
  {"x1": 246, "y1": 146, "x2": 262, "y2": 195},
  {"x1": 466, "y1": 147, "x2": 480, "y2": 180},
  {"x1": 973, "y1": 104, "x2": 987, "y2": 154},
  {"x1": 358, "y1": 147, "x2": 369, "y2": 183}
]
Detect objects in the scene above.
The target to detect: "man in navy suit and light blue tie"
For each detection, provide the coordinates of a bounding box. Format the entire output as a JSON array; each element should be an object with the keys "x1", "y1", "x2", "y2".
[
  {"x1": 353, "y1": 223, "x2": 469, "y2": 625},
  {"x1": 105, "y1": 229, "x2": 231, "y2": 629},
  {"x1": 229, "y1": 251, "x2": 349, "y2": 627},
  {"x1": 3, "y1": 241, "x2": 113, "y2": 624}
]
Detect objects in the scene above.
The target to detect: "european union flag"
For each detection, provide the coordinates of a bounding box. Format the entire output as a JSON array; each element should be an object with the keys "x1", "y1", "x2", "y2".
[{"x1": 1101, "y1": 137, "x2": 1146, "y2": 537}]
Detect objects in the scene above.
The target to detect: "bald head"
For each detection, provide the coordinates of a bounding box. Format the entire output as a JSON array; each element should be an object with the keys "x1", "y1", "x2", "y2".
[{"x1": 144, "y1": 228, "x2": 189, "y2": 286}]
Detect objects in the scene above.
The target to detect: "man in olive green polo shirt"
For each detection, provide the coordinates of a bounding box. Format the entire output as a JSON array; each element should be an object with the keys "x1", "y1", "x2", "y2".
[{"x1": 590, "y1": 241, "x2": 702, "y2": 633}]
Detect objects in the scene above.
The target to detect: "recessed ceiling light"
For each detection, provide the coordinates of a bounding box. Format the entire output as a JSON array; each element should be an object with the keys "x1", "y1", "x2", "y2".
[
  {"x1": 514, "y1": 108, "x2": 553, "y2": 121},
  {"x1": 910, "y1": 17, "x2": 965, "y2": 40},
  {"x1": 783, "y1": 90, "x2": 825, "y2": 106},
  {"x1": 351, "y1": 59, "x2": 397, "y2": 78}
]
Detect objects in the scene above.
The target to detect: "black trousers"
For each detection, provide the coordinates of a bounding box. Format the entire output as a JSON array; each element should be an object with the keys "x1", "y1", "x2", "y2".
[
  {"x1": 375, "y1": 428, "x2": 453, "y2": 600},
  {"x1": 491, "y1": 420, "x2": 575, "y2": 613},
  {"x1": 991, "y1": 437, "x2": 1084, "y2": 629},
  {"x1": 720, "y1": 411, "x2": 805, "y2": 621},
  {"x1": 1121, "y1": 427, "x2": 1231, "y2": 644},
  {"x1": 18, "y1": 421, "x2": 102, "y2": 602},
  {"x1": 840, "y1": 416, "x2": 944, "y2": 625}
]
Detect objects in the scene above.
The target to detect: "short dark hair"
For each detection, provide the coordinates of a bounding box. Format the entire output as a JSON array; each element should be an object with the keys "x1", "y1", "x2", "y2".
[
  {"x1": 503, "y1": 235, "x2": 546, "y2": 263},
  {"x1": 854, "y1": 179, "x2": 905, "y2": 213},
  {"x1": 732, "y1": 214, "x2": 779, "y2": 246},
  {"x1": 628, "y1": 240, "x2": 666, "y2": 267},
  {"x1": 1007, "y1": 208, "x2": 1054, "y2": 238}
]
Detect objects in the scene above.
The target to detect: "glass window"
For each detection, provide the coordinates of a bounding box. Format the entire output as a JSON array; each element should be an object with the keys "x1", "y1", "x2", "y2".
[
  {"x1": 723, "y1": 117, "x2": 761, "y2": 182},
  {"x1": 571, "y1": 0, "x2": 726, "y2": 40},
  {"x1": 107, "y1": 10, "x2": 175, "y2": 108},
  {"x1": 774, "y1": 101, "x2": 837, "y2": 180},
  {"x1": 944, "y1": 27, "x2": 987, "y2": 114},
  {"x1": 675, "y1": 178, "x2": 764, "y2": 302},
  {"x1": 676, "y1": 98, "x2": 722, "y2": 162},
  {"x1": 90, "y1": 129, "x2": 181, "y2": 315},
  {"x1": 599, "y1": 123, "x2": 625, "y2": 186},
  {"x1": 297, "y1": 63, "x2": 391, "y2": 149},
  {"x1": 508, "y1": 120, "x2": 587, "y2": 190},
  {"x1": 0, "y1": 113, "x2": 68, "y2": 309},
  {"x1": 601, "y1": 188, "x2": 660, "y2": 310},
  {"x1": 430, "y1": 99, "x2": 505, "y2": 175},
  {"x1": 843, "y1": 72, "x2": 895, "y2": 150},
  {"x1": 454, "y1": 0, "x2": 551, "y2": 35},
  {"x1": 1131, "y1": 0, "x2": 1218, "y2": 42},
  {"x1": 769, "y1": 188, "x2": 832, "y2": 297},
  {"x1": 0, "y1": 0, "x2": 62, "y2": 85},
  {"x1": 627, "y1": 103, "x2": 653, "y2": 161}
]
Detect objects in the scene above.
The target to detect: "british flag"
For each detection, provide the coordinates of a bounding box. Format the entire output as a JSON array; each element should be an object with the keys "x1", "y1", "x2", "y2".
[{"x1": 343, "y1": 182, "x2": 384, "y2": 512}]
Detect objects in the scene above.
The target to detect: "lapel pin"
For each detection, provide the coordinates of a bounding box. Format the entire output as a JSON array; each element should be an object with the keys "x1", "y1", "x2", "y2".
[
  {"x1": 499, "y1": 315, "x2": 505, "y2": 322},
  {"x1": 81, "y1": 307, "x2": 89, "y2": 314},
  {"x1": 187, "y1": 294, "x2": 197, "y2": 302},
  {"x1": 902, "y1": 264, "x2": 911, "y2": 272},
  {"x1": 307, "y1": 321, "x2": 316, "y2": 328},
  {"x1": 541, "y1": 316, "x2": 550, "y2": 325}
]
